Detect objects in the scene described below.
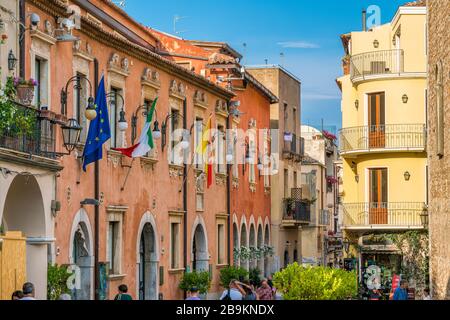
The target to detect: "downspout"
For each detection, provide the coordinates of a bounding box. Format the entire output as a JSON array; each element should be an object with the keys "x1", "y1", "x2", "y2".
[
  {"x1": 19, "y1": 0, "x2": 25, "y2": 78},
  {"x1": 182, "y1": 97, "x2": 188, "y2": 299},
  {"x1": 226, "y1": 102, "x2": 231, "y2": 266},
  {"x1": 93, "y1": 58, "x2": 100, "y2": 301}
]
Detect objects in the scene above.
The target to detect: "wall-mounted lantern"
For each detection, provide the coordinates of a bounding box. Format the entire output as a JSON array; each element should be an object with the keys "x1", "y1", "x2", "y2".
[
  {"x1": 402, "y1": 94, "x2": 409, "y2": 104},
  {"x1": 420, "y1": 204, "x2": 429, "y2": 228},
  {"x1": 355, "y1": 175, "x2": 359, "y2": 183},
  {"x1": 404, "y1": 171, "x2": 411, "y2": 181},
  {"x1": 8, "y1": 50, "x2": 17, "y2": 71},
  {"x1": 373, "y1": 39, "x2": 379, "y2": 48},
  {"x1": 355, "y1": 99, "x2": 359, "y2": 109}
]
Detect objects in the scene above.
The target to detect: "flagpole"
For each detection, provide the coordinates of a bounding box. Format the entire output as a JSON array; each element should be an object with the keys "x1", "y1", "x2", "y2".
[{"x1": 94, "y1": 59, "x2": 100, "y2": 301}]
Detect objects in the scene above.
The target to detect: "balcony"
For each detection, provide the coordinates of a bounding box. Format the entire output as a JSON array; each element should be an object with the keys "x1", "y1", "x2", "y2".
[
  {"x1": 339, "y1": 124, "x2": 426, "y2": 156},
  {"x1": 350, "y1": 49, "x2": 404, "y2": 83},
  {"x1": 283, "y1": 133, "x2": 303, "y2": 162},
  {"x1": 342, "y1": 202, "x2": 425, "y2": 231},
  {"x1": 0, "y1": 102, "x2": 57, "y2": 160},
  {"x1": 282, "y1": 198, "x2": 311, "y2": 226}
]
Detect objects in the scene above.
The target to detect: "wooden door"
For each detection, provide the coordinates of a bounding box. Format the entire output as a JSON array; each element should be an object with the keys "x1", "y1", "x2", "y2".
[
  {"x1": 369, "y1": 168, "x2": 388, "y2": 224},
  {"x1": 369, "y1": 93, "x2": 385, "y2": 148}
]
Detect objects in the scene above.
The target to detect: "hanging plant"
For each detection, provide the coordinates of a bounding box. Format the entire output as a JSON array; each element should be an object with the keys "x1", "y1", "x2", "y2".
[
  {"x1": 238, "y1": 246, "x2": 251, "y2": 262},
  {"x1": 326, "y1": 176, "x2": 338, "y2": 184},
  {"x1": 322, "y1": 130, "x2": 337, "y2": 141}
]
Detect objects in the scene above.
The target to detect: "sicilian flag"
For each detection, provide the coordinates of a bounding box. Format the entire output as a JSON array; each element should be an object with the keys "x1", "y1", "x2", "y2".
[
  {"x1": 113, "y1": 98, "x2": 158, "y2": 158},
  {"x1": 196, "y1": 115, "x2": 214, "y2": 188}
]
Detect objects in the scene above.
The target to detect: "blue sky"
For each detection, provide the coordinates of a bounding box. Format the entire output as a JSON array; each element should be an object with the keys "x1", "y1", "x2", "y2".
[{"x1": 123, "y1": 0, "x2": 409, "y2": 132}]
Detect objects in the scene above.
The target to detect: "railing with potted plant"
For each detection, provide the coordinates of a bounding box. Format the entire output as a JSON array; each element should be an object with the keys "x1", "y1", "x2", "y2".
[
  {"x1": 0, "y1": 77, "x2": 57, "y2": 158},
  {"x1": 283, "y1": 198, "x2": 311, "y2": 224}
]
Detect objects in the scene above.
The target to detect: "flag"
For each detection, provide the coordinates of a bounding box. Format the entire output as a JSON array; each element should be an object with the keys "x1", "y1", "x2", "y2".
[
  {"x1": 112, "y1": 98, "x2": 158, "y2": 158},
  {"x1": 196, "y1": 115, "x2": 214, "y2": 188},
  {"x1": 82, "y1": 76, "x2": 111, "y2": 172}
]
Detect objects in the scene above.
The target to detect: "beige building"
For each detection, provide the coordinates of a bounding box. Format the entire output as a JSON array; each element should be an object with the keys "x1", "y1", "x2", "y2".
[
  {"x1": 427, "y1": 0, "x2": 450, "y2": 300},
  {"x1": 246, "y1": 65, "x2": 303, "y2": 270}
]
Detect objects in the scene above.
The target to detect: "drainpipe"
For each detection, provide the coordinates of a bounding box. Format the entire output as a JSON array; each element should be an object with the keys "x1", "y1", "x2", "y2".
[
  {"x1": 226, "y1": 102, "x2": 231, "y2": 266},
  {"x1": 182, "y1": 97, "x2": 188, "y2": 299},
  {"x1": 19, "y1": 0, "x2": 25, "y2": 78}
]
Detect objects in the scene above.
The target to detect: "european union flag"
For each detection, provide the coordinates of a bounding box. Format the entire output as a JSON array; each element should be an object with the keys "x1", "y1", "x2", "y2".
[{"x1": 82, "y1": 76, "x2": 111, "y2": 172}]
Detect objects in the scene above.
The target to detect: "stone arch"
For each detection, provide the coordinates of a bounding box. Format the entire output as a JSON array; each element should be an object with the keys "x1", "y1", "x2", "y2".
[
  {"x1": 264, "y1": 222, "x2": 271, "y2": 276},
  {"x1": 191, "y1": 215, "x2": 209, "y2": 271},
  {"x1": 68, "y1": 209, "x2": 94, "y2": 300},
  {"x1": 2, "y1": 174, "x2": 48, "y2": 299},
  {"x1": 249, "y1": 220, "x2": 257, "y2": 269},
  {"x1": 257, "y1": 222, "x2": 264, "y2": 273},
  {"x1": 232, "y1": 215, "x2": 240, "y2": 266},
  {"x1": 136, "y1": 212, "x2": 159, "y2": 300},
  {"x1": 240, "y1": 217, "x2": 249, "y2": 270}
]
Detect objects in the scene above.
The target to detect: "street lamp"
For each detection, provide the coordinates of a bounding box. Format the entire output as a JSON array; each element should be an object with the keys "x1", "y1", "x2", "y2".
[
  {"x1": 161, "y1": 112, "x2": 185, "y2": 152},
  {"x1": 402, "y1": 94, "x2": 409, "y2": 104},
  {"x1": 131, "y1": 104, "x2": 161, "y2": 145},
  {"x1": 59, "y1": 118, "x2": 82, "y2": 155},
  {"x1": 420, "y1": 204, "x2": 429, "y2": 228},
  {"x1": 106, "y1": 92, "x2": 128, "y2": 132},
  {"x1": 60, "y1": 75, "x2": 94, "y2": 117},
  {"x1": 343, "y1": 238, "x2": 351, "y2": 254},
  {"x1": 404, "y1": 171, "x2": 411, "y2": 181},
  {"x1": 8, "y1": 50, "x2": 17, "y2": 71}
]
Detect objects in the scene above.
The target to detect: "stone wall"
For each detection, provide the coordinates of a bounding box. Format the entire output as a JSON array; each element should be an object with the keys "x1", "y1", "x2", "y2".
[{"x1": 427, "y1": 0, "x2": 450, "y2": 300}]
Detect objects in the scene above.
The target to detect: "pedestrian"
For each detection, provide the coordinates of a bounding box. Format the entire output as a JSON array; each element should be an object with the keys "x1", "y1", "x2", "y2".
[
  {"x1": 369, "y1": 288, "x2": 382, "y2": 300},
  {"x1": 241, "y1": 280, "x2": 258, "y2": 301},
  {"x1": 267, "y1": 275, "x2": 274, "y2": 289},
  {"x1": 20, "y1": 282, "x2": 36, "y2": 300},
  {"x1": 11, "y1": 291, "x2": 24, "y2": 300},
  {"x1": 58, "y1": 293, "x2": 72, "y2": 300},
  {"x1": 423, "y1": 288, "x2": 432, "y2": 300},
  {"x1": 114, "y1": 284, "x2": 133, "y2": 300},
  {"x1": 220, "y1": 279, "x2": 245, "y2": 300},
  {"x1": 256, "y1": 279, "x2": 273, "y2": 300},
  {"x1": 393, "y1": 280, "x2": 409, "y2": 300},
  {"x1": 186, "y1": 287, "x2": 201, "y2": 300}
]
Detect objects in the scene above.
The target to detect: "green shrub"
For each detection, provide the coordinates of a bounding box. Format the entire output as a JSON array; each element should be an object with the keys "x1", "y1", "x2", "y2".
[
  {"x1": 249, "y1": 267, "x2": 262, "y2": 286},
  {"x1": 273, "y1": 263, "x2": 358, "y2": 300},
  {"x1": 47, "y1": 264, "x2": 72, "y2": 300},
  {"x1": 179, "y1": 271, "x2": 211, "y2": 295},
  {"x1": 219, "y1": 266, "x2": 248, "y2": 288}
]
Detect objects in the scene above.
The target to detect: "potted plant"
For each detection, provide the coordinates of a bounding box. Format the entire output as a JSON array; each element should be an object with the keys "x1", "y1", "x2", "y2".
[
  {"x1": 13, "y1": 76, "x2": 38, "y2": 106},
  {"x1": 179, "y1": 271, "x2": 211, "y2": 296}
]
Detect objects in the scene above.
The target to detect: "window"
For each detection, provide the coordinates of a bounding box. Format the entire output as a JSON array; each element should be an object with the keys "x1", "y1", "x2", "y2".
[
  {"x1": 195, "y1": 118, "x2": 203, "y2": 170},
  {"x1": 109, "y1": 87, "x2": 122, "y2": 148},
  {"x1": 294, "y1": 171, "x2": 298, "y2": 188},
  {"x1": 143, "y1": 99, "x2": 156, "y2": 158},
  {"x1": 249, "y1": 138, "x2": 256, "y2": 184},
  {"x1": 284, "y1": 169, "x2": 289, "y2": 198},
  {"x1": 217, "y1": 125, "x2": 226, "y2": 174},
  {"x1": 293, "y1": 108, "x2": 297, "y2": 133},
  {"x1": 217, "y1": 224, "x2": 225, "y2": 265},
  {"x1": 170, "y1": 109, "x2": 181, "y2": 164},
  {"x1": 170, "y1": 222, "x2": 180, "y2": 269},
  {"x1": 232, "y1": 129, "x2": 239, "y2": 180},
  {"x1": 34, "y1": 57, "x2": 48, "y2": 108},
  {"x1": 108, "y1": 221, "x2": 120, "y2": 275}
]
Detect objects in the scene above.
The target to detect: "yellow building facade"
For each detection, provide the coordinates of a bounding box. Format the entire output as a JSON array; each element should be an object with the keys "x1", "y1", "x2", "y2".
[{"x1": 337, "y1": 3, "x2": 428, "y2": 294}]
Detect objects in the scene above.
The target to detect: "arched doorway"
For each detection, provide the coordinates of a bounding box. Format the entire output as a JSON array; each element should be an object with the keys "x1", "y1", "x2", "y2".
[
  {"x1": 138, "y1": 223, "x2": 158, "y2": 300},
  {"x1": 284, "y1": 250, "x2": 290, "y2": 268},
  {"x1": 233, "y1": 223, "x2": 239, "y2": 266},
  {"x1": 72, "y1": 223, "x2": 92, "y2": 300},
  {"x1": 192, "y1": 224, "x2": 208, "y2": 271},
  {"x1": 240, "y1": 223, "x2": 248, "y2": 270},
  {"x1": 257, "y1": 225, "x2": 264, "y2": 274},
  {"x1": 264, "y1": 224, "x2": 270, "y2": 277},
  {"x1": 2, "y1": 174, "x2": 47, "y2": 299},
  {"x1": 249, "y1": 224, "x2": 256, "y2": 269}
]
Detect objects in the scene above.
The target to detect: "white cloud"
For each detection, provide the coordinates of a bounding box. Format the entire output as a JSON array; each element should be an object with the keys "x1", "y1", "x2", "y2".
[{"x1": 277, "y1": 41, "x2": 320, "y2": 49}]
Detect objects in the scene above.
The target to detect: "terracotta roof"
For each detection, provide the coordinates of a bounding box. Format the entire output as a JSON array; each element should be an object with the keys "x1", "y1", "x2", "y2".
[
  {"x1": 189, "y1": 40, "x2": 243, "y2": 60},
  {"x1": 403, "y1": 0, "x2": 426, "y2": 6},
  {"x1": 208, "y1": 52, "x2": 237, "y2": 65}
]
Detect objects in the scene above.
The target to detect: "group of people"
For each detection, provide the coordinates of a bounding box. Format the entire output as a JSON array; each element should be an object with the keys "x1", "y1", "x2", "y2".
[
  {"x1": 11, "y1": 282, "x2": 72, "y2": 300},
  {"x1": 185, "y1": 276, "x2": 281, "y2": 301},
  {"x1": 368, "y1": 280, "x2": 432, "y2": 301}
]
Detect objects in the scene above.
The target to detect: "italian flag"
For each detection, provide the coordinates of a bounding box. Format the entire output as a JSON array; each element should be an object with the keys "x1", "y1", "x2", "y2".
[{"x1": 113, "y1": 98, "x2": 157, "y2": 158}]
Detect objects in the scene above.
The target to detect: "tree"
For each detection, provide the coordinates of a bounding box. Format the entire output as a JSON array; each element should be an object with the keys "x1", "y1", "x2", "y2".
[
  {"x1": 273, "y1": 263, "x2": 357, "y2": 300},
  {"x1": 219, "y1": 266, "x2": 248, "y2": 288},
  {"x1": 179, "y1": 271, "x2": 211, "y2": 295},
  {"x1": 47, "y1": 264, "x2": 72, "y2": 300}
]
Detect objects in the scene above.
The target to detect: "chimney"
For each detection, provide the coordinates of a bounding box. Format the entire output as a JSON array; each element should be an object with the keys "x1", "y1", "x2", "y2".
[{"x1": 362, "y1": 9, "x2": 367, "y2": 31}]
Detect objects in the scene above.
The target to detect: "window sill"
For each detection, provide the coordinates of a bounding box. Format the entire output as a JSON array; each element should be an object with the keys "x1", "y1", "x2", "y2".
[
  {"x1": 216, "y1": 264, "x2": 229, "y2": 269},
  {"x1": 140, "y1": 156, "x2": 158, "y2": 170},
  {"x1": 108, "y1": 274, "x2": 126, "y2": 281},
  {"x1": 168, "y1": 268, "x2": 185, "y2": 275}
]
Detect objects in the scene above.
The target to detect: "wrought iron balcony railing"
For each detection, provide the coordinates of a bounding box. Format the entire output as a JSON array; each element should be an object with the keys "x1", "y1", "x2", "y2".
[
  {"x1": 339, "y1": 124, "x2": 426, "y2": 154},
  {"x1": 342, "y1": 202, "x2": 425, "y2": 229},
  {"x1": 0, "y1": 101, "x2": 56, "y2": 159},
  {"x1": 282, "y1": 198, "x2": 311, "y2": 224},
  {"x1": 350, "y1": 49, "x2": 404, "y2": 81}
]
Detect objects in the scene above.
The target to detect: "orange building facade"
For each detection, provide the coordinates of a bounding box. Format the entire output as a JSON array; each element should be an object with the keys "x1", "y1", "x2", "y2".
[{"x1": 0, "y1": 0, "x2": 277, "y2": 300}]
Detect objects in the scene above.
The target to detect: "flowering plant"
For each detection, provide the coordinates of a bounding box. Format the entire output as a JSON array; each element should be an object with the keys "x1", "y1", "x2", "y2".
[
  {"x1": 13, "y1": 77, "x2": 38, "y2": 87},
  {"x1": 326, "y1": 176, "x2": 339, "y2": 184},
  {"x1": 322, "y1": 130, "x2": 337, "y2": 141}
]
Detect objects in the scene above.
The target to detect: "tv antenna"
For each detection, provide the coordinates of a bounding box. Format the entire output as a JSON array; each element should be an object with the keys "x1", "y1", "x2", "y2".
[
  {"x1": 173, "y1": 15, "x2": 188, "y2": 35},
  {"x1": 112, "y1": 1, "x2": 126, "y2": 8}
]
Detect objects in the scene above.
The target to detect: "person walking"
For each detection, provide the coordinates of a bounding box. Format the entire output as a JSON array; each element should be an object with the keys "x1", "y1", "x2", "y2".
[
  {"x1": 256, "y1": 279, "x2": 273, "y2": 300},
  {"x1": 220, "y1": 279, "x2": 245, "y2": 300},
  {"x1": 20, "y1": 283, "x2": 36, "y2": 300},
  {"x1": 423, "y1": 288, "x2": 432, "y2": 300},
  {"x1": 186, "y1": 287, "x2": 201, "y2": 300},
  {"x1": 242, "y1": 280, "x2": 258, "y2": 301},
  {"x1": 393, "y1": 280, "x2": 409, "y2": 300},
  {"x1": 114, "y1": 284, "x2": 133, "y2": 300},
  {"x1": 11, "y1": 291, "x2": 24, "y2": 300}
]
